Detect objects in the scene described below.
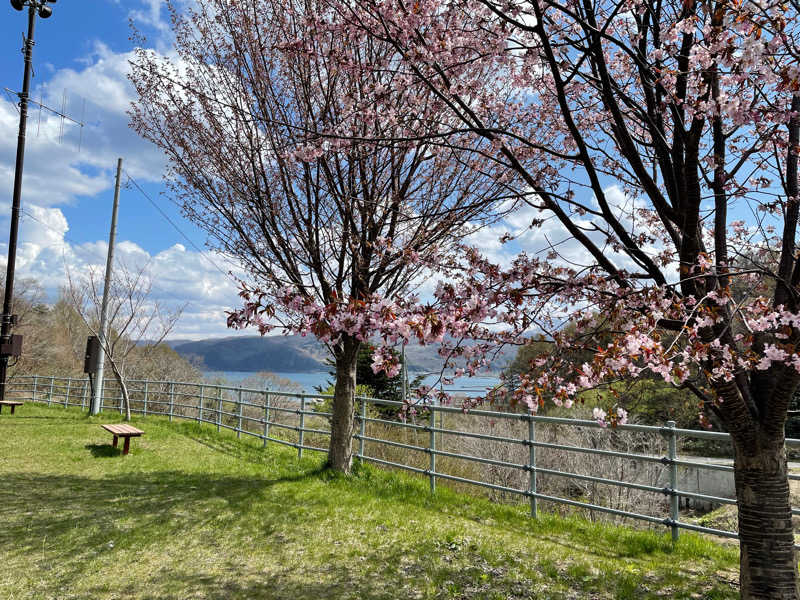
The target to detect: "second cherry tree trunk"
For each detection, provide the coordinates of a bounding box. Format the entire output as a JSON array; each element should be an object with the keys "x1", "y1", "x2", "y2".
[{"x1": 733, "y1": 430, "x2": 798, "y2": 599}]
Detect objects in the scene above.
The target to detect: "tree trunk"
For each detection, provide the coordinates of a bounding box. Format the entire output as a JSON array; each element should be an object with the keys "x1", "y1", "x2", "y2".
[
  {"x1": 109, "y1": 362, "x2": 131, "y2": 422},
  {"x1": 120, "y1": 378, "x2": 131, "y2": 422},
  {"x1": 328, "y1": 336, "x2": 360, "y2": 473},
  {"x1": 734, "y1": 432, "x2": 798, "y2": 599}
]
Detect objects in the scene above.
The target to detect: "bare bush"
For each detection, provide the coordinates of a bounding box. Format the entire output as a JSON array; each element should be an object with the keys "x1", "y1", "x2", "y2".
[
  {"x1": 357, "y1": 404, "x2": 669, "y2": 526},
  {"x1": 440, "y1": 411, "x2": 668, "y2": 523}
]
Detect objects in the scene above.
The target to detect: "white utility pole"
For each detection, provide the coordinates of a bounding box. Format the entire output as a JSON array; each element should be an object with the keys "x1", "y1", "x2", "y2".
[{"x1": 90, "y1": 157, "x2": 122, "y2": 415}]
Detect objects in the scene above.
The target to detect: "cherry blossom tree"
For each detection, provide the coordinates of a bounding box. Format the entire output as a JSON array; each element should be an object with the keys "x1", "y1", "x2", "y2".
[
  {"x1": 248, "y1": 0, "x2": 800, "y2": 595},
  {"x1": 129, "y1": 0, "x2": 516, "y2": 473}
]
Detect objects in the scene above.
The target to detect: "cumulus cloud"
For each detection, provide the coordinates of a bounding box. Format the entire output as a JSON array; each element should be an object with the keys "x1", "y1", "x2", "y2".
[
  {"x1": 0, "y1": 211, "x2": 247, "y2": 339},
  {"x1": 465, "y1": 184, "x2": 673, "y2": 277},
  {"x1": 0, "y1": 25, "x2": 249, "y2": 340},
  {"x1": 129, "y1": 0, "x2": 170, "y2": 35}
]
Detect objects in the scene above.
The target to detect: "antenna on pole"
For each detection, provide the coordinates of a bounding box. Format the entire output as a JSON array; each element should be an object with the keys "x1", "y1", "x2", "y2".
[
  {"x1": 78, "y1": 97, "x2": 85, "y2": 152},
  {"x1": 58, "y1": 88, "x2": 65, "y2": 143},
  {"x1": 0, "y1": 0, "x2": 58, "y2": 402},
  {"x1": 3, "y1": 87, "x2": 86, "y2": 147}
]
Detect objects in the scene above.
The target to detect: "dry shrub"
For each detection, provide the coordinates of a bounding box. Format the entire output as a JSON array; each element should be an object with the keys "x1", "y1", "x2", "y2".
[
  {"x1": 436, "y1": 410, "x2": 669, "y2": 523},
  {"x1": 359, "y1": 404, "x2": 669, "y2": 526}
]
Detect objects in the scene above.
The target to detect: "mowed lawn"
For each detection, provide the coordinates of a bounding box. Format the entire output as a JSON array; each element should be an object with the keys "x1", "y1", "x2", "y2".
[{"x1": 0, "y1": 404, "x2": 739, "y2": 599}]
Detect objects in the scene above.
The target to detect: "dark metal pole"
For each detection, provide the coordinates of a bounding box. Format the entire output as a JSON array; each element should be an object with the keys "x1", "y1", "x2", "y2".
[{"x1": 0, "y1": 5, "x2": 37, "y2": 401}]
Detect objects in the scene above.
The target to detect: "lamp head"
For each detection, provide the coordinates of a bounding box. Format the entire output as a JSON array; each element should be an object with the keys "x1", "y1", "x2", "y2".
[
  {"x1": 10, "y1": 0, "x2": 24, "y2": 11},
  {"x1": 38, "y1": 3, "x2": 51, "y2": 17}
]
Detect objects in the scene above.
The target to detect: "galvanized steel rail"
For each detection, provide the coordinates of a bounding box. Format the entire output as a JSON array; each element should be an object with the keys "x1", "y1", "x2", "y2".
[{"x1": 7, "y1": 374, "x2": 800, "y2": 548}]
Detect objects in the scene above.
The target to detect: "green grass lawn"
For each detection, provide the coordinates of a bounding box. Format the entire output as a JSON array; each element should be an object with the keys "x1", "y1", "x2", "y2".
[{"x1": 0, "y1": 404, "x2": 739, "y2": 599}]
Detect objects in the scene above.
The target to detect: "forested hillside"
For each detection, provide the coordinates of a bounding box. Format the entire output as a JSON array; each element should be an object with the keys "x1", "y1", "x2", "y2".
[
  {"x1": 171, "y1": 335, "x2": 510, "y2": 374},
  {"x1": 5, "y1": 278, "x2": 199, "y2": 383}
]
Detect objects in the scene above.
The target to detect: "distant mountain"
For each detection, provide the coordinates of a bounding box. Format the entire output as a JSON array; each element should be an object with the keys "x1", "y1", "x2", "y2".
[
  {"x1": 170, "y1": 334, "x2": 509, "y2": 373},
  {"x1": 171, "y1": 335, "x2": 327, "y2": 372}
]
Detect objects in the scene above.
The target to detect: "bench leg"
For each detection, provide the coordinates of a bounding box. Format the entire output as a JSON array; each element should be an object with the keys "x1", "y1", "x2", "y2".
[
  {"x1": 112, "y1": 435, "x2": 118, "y2": 448},
  {"x1": 10, "y1": 405, "x2": 15, "y2": 415},
  {"x1": 123, "y1": 437, "x2": 131, "y2": 456},
  {"x1": 0, "y1": 405, "x2": 3, "y2": 414}
]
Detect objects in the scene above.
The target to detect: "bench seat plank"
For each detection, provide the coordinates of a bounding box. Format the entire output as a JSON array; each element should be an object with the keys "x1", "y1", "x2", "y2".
[
  {"x1": 101, "y1": 424, "x2": 144, "y2": 456},
  {"x1": 0, "y1": 401, "x2": 23, "y2": 414},
  {"x1": 101, "y1": 424, "x2": 144, "y2": 437}
]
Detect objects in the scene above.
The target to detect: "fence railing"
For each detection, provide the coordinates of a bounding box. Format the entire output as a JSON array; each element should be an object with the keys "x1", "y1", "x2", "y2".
[{"x1": 7, "y1": 374, "x2": 800, "y2": 547}]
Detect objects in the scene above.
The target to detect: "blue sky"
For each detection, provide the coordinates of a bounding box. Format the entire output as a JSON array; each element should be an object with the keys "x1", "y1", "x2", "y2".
[
  {"x1": 0, "y1": 0, "x2": 536, "y2": 342},
  {"x1": 0, "y1": 0, "x2": 246, "y2": 339},
  {"x1": 0, "y1": 0, "x2": 670, "y2": 342},
  {"x1": 0, "y1": 1, "x2": 188, "y2": 250}
]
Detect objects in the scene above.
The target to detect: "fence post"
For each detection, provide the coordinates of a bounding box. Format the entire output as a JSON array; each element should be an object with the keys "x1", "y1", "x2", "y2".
[
  {"x1": 169, "y1": 382, "x2": 175, "y2": 422},
  {"x1": 198, "y1": 385, "x2": 204, "y2": 423},
  {"x1": 143, "y1": 381, "x2": 149, "y2": 416},
  {"x1": 298, "y1": 395, "x2": 306, "y2": 459},
  {"x1": 263, "y1": 393, "x2": 270, "y2": 447},
  {"x1": 666, "y1": 420, "x2": 680, "y2": 542},
  {"x1": 81, "y1": 378, "x2": 89, "y2": 411},
  {"x1": 528, "y1": 412, "x2": 538, "y2": 518},
  {"x1": 217, "y1": 387, "x2": 222, "y2": 432},
  {"x1": 48, "y1": 376, "x2": 54, "y2": 407},
  {"x1": 236, "y1": 387, "x2": 243, "y2": 438},
  {"x1": 429, "y1": 406, "x2": 436, "y2": 494},
  {"x1": 64, "y1": 378, "x2": 71, "y2": 408},
  {"x1": 358, "y1": 398, "x2": 366, "y2": 460},
  {"x1": 32, "y1": 375, "x2": 38, "y2": 402}
]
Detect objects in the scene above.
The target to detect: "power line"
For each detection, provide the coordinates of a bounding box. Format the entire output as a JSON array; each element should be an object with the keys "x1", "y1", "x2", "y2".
[
  {"x1": 20, "y1": 208, "x2": 81, "y2": 247},
  {"x1": 13, "y1": 205, "x2": 237, "y2": 309},
  {"x1": 17, "y1": 173, "x2": 243, "y2": 292},
  {"x1": 123, "y1": 172, "x2": 239, "y2": 283}
]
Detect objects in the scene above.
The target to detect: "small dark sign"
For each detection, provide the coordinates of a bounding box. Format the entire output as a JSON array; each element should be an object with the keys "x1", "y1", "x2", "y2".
[
  {"x1": 0, "y1": 334, "x2": 22, "y2": 358},
  {"x1": 84, "y1": 336, "x2": 101, "y2": 374}
]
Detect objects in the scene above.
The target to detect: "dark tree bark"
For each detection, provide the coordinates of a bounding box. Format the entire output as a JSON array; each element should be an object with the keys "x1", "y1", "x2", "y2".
[{"x1": 733, "y1": 430, "x2": 796, "y2": 599}]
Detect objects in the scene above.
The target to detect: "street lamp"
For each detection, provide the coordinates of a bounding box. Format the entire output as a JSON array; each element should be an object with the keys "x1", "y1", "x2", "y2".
[
  {"x1": 0, "y1": 0, "x2": 57, "y2": 401},
  {"x1": 10, "y1": 0, "x2": 54, "y2": 17}
]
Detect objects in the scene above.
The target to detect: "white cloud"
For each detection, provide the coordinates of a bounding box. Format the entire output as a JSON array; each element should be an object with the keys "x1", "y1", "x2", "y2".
[
  {"x1": 465, "y1": 185, "x2": 673, "y2": 277},
  {"x1": 0, "y1": 44, "x2": 167, "y2": 219},
  {"x1": 129, "y1": 0, "x2": 170, "y2": 36},
  {"x1": 0, "y1": 205, "x2": 247, "y2": 338},
  {"x1": 0, "y1": 35, "x2": 251, "y2": 340}
]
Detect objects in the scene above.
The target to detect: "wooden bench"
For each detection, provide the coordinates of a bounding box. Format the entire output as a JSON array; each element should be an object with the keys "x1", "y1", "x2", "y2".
[
  {"x1": 0, "y1": 401, "x2": 23, "y2": 414},
  {"x1": 101, "y1": 424, "x2": 144, "y2": 455}
]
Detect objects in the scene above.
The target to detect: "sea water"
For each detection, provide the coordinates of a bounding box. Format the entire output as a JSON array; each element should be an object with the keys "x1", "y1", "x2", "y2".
[{"x1": 202, "y1": 371, "x2": 500, "y2": 398}]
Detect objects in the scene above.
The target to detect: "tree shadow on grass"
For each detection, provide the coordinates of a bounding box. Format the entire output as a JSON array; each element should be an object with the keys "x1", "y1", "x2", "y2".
[
  {"x1": 170, "y1": 425, "x2": 709, "y2": 565},
  {"x1": 2, "y1": 414, "x2": 80, "y2": 421},
  {"x1": 170, "y1": 421, "x2": 325, "y2": 470},
  {"x1": 0, "y1": 469, "x2": 328, "y2": 594},
  {"x1": 0, "y1": 468, "x2": 738, "y2": 600},
  {"x1": 85, "y1": 443, "x2": 121, "y2": 458}
]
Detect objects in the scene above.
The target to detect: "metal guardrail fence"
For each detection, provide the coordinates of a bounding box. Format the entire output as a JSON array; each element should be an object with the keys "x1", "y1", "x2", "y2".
[{"x1": 6, "y1": 374, "x2": 800, "y2": 547}]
